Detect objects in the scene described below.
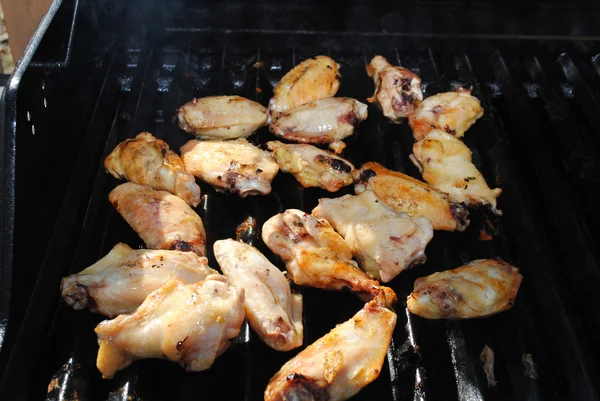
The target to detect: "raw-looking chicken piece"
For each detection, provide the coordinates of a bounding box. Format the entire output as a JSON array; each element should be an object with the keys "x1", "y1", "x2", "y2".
[
  {"x1": 407, "y1": 259, "x2": 522, "y2": 319},
  {"x1": 109, "y1": 183, "x2": 206, "y2": 256},
  {"x1": 409, "y1": 88, "x2": 484, "y2": 141},
  {"x1": 267, "y1": 141, "x2": 354, "y2": 192},
  {"x1": 312, "y1": 191, "x2": 433, "y2": 283},
  {"x1": 354, "y1": 162, "x2": 470, "y2": 231},
  {"x1": 104, "y1": 132, "x2": 201, "y2": 207},
  {"x1": 61, "y1": 243, "x2": 217, "y2": 317},
  {"x1": 264, "y1": 297, "x2": 397, "y2": 401},
  {"x1": 262, "y1": 209, "x2": 396, "y2": 307},
  {"x1": 213, "y1": 239, "x2": 303, "y2": 351},
  {"x1": 95, "y1": 275, "x2": 245, "y2": 379},
  {"x1": 269, "y1": 55, "x2": 341, "y2": 117},
  {"x1": 412, "y1": 130, "x2": 502, "y2": 214},
  {"x1": 269, "y1": 97, "x2": 368, "y2": 154},
  {"x1": 366, "y1": 55, "x2": 423, "y2": 122},
  {"x1": 180, "y1": 138, "x2": 279, "y2": 196},
  {"x1": 177, "y1": 96, "x2": 267, "y2": 139}
]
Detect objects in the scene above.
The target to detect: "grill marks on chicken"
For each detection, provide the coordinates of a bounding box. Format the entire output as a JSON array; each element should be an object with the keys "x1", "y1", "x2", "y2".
[
  {"x1": 313, "y1": 191, "x2": 433, "y2": 283},
  {"x1": 409, "y1": 89, "x2": 484, "y2": 141},
  {"x1": 177, "y1": 96, "x2": 267, "y2": 139},
  {"x1": 354, "y1": 162, "x2": 470, "y2": 231},
  {"x1": 213, "y1": 239, "x2": 303, "y2": 351},
  {"x1": 366, "y1": 55, "x2": 423, "y2": 122},
  {"x1": 180, "y1": 138, "x2": 279, "y2": 196},
  {"x1": 95, "y1": 275, "x2": 245, "y2": 379},
  {"x1": 269, "y1": 55, "x2": 341, "y2": 117},
  {"x1": 269, "y1": 97, "x2": 368, "y2": 153},
  {"x1": 412, "y1": 130, "x2": 502, "y2": 214},
  {"x1": 264, "y1": 297, "x2": 396, "y2": 401},
  {"x1": 407, "y1": 259, "x2": 522, "y2": 319},
  {"x1": 267, "y1": 141, "x2": 354, "y2": 192},
  {"x1": 104, "y1": 132, "x2": 201, "y2": 207},
  {"x1": 109, "y1": 183, "x2": 206, "y2": 256},
  {"x1": 262, "y1": 209, "x2": 397, "y2": 307},
  {"x1": 61, "y1": 243, "x2": 217, "y2": 317}
]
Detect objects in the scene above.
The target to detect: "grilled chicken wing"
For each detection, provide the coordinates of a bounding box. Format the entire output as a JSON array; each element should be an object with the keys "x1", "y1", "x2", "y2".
[
  {"x1": 267, "y1": 141, "x2": 354, "y2": 192},
  {"x1": 354, "y1": 162, "x2": 469, "y2": 231},
  {"x1": 262, "y1": 209, "x2": 396, "y2": 306},
  {"x1": 264, "y1": 297, "x2": 396, "y2": 401},
  {"x1": 109, "y1": 183, "x2": 206, "y2": 256},
  {"x1": 412, "y1": 130, "x2": 502, "y2": 214},
  {"x1": 61, "y1": 243, "x2": 217, "y2": 317},
  {"x1": 366, "y1": 55, "x2": 423, "y2": 122},
  {"x1": 104, "y1": 132, "x2": 201, "y2": 206},
  {"x1": 407, "y1": 259, "x2": 522, "y2": 319},
  {"x1": 409, "y1": 89, "x2": 483, "y2": 141},
  {"x1": 269, "y1": 97, "x2": 367, "y2": 154},
  {"x1": 180, "y1": 138, "x2": 279, "y2": 196},
  {"x1": 177, "y1": 96, "x2": 267, "y2": 140},
  {"x1": 95, "y1": 275, "x2": 244, "y2": 379},
  {"x1": 269, "y1": 55, "x2": 340, "y2": 117},
  {"x1": 213, "y1": 239, "x2": 303, "y2": 351},
  {"x1": 312, "y1": 191, "x2": 433, "y2": 283}
]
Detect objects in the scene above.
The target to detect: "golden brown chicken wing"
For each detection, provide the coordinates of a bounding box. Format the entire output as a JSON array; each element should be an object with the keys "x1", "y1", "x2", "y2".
[
  {"x1": 412, "y1": 130, "x2": 502, "y2": 214},
  {"x1": 366, "y1": 55, "x2": 423, "y2": 122},
  {"x1": 109, "y1": 183, "x2": 206, "y2": 256},
  {"x1": 407, "y1": 259, "x2": 522, "y2": 319},
  {"x1": 264, "y1": 296, "x2": 396, "y2": 401},
  {"x1": 104, "y1": 132, "x2": 201, "y2": 206},
  {"x1": 354, "y1": 162, "x2": 470, "y2": 231}
]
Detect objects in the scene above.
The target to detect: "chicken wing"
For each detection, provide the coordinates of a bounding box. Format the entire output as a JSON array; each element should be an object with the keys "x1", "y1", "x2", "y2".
[
  {"x1": 264, "y1": 297, "x2": 396, "y2": 401},
  {"x1": 109, "y1": 183, "x2": 206, "y2": 256},
  {"x1": 95, "y1": 275, "x2": 245, "y2": 379},
  {"x1": 262, "y1": 209, "x2": 396, "y2": 306},
  {"x1": 409, "y1": 89, "x2": 483, "y2": 141},
  {"x1": 354, "y1": 162, "x2": 470, "y2": 231},
  {"x1": 312, "y1": 191, "x2": 433, "y2": 283},
  {"x1": 61, "y1": 243, "x2": 216, "y2": 317},
  {"x1": 180, "y1": 138, "x2": 279, "y2": 196},
  {"x1": 177, "y1": 96, "x2": 267, "y2": 140},
  {"x1": 407, "y1": 259, "x2": 522, "y2": 319},
  {"x1": 412, "y1": 130, "x2": 502, "y2": 214},
  {"x1": 213, "y1": 239, "x2": 303, "y2": 351},
  {"x1": 269, "y1": 55, "x2": 340, "y2": 117},
  {"x1": 269, "y1": 97, "x2": 368, "y2": 154},
  {"x1": 104, "y1": 132, "x2": 201, "y2": 206},
  {"x1": 267, "y1": 141, "x2": 354, "y2": 192},
  {"x1": 366, "y1": 55, "x2": 423, "y2": 122}
]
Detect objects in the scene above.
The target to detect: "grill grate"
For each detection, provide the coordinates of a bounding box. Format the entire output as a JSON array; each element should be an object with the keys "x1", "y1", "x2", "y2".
[{"x1": 3, "y1": 30, "x2": 600, "y2": 401}]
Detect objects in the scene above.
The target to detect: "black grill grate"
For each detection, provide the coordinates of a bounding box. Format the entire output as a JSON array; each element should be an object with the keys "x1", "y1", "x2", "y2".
[{"x1": 3, "y1": 29, "x2": 600, "y2": 401}]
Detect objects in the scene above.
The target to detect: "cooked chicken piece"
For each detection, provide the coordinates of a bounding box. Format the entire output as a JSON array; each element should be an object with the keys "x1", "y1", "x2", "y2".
[
  {"x1": 269, "y1": 55, "x2": 340, "y2": 117},
  {"x1": 366, "y1": 55, "x2": 423, "y2": 122},
  {"x1": 407, "y1": 259, "x2": 522, "y2": 319},
  {"x1": 213, "y1": 239, "x2": 303, "y2": 351},
  {"x1": 412, "y1": 130, "x2": 502, "y2": 214},
  {"x1": 312, "y1": 191, "x2": 433, "y2": 283},
  {"x1": 269, "y1": 97, "x2": 368, "y2": 154},
  {"x1": 264, "y1": 297, "x2": 396, "y2": 401},
  {"x1": 262, "y1": 209, "x2": 396, "y2": 306},
  {"x1": 177, "y1": 96, "x2": 267, "y2": 140},
  {"x1": 180, "y1": 138, "x2": 279, "y2": 196},
  {"x1": 109, "y1": 183, "x2": 206, "y2": 256},
  {"x1": 409, "y1": 89, "x2": 483, "y2": 141},
  {"x1": 61, "y1": 243, "x2": 217, "y2": 317},
  {"x1": 104, "y1": 132, "x2": 201, "y2": 206},
  {"x1": 267, "y1": 141, "x2": 354, "y2": 192},
  {"x1": 354, "y1": 162, "x2": 470, "y2": 231},
  {"x1": 95, "y1": 275, "x2": 245, "y2": 379}
]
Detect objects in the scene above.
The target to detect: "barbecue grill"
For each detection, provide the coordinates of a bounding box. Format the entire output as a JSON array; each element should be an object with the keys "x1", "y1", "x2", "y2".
[{"x1": 2, "y1": 0, "x2": 600, "y2": 400}]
